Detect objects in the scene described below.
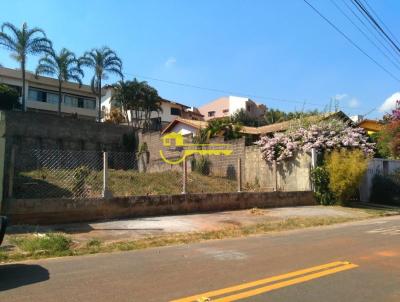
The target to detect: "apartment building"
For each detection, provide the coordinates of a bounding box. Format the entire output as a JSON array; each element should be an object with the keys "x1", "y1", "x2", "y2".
[
  {"x1": 0, "y1": 66, "x2": 98, "y2": 120},
  {"x1": 198, "y1": 96, "x2": 266, "y2": 121}
]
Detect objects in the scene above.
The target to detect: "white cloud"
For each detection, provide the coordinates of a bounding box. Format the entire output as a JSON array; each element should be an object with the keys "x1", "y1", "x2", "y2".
[
  {"x1": 334, "y1": 93, "x2": 348, "y2": 101},
  {"x1": 164, "y1": 57, "x2": 177, "y2": 68},
  {"x1": 379, "y1": 92, "x2": 400, "y2": 113},
  {"x1": 348, "y1": 98, "x2": 359, "y2": 108}
]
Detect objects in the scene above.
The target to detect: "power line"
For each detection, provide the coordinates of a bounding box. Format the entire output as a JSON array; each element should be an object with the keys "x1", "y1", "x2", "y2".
[
  {"x1": 351, "y1": 0, "x2": 400, "y2": 56},
  {"x1": 330, "y1": 0, "x2": 400, "y2": 72},
  {"x1": 339, "y1": 0, "x2": 400, "y2": 67},
  {"x1": 302, "y1": 0, "x2": 400, "y2": 83},
  {"x1": 121, "y1": 71, "x2": 362, "y2": 111},
  {"x1": 361, "y1": 0, "x2": 400, "y2": 47},
  {"x1": 349, "y1": 0, "x2": 400, "y2": 59}
]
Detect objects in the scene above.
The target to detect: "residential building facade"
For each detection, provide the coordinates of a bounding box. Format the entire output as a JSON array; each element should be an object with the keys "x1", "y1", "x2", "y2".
[
  {"x1": 0, "y1": 66, "x2": 98, "y2": 120},
  {"x1": 101, "y1": 86, "x2": 202, "y2": 129},
  {"x1": 198, "y1": 96, "x2": 266, "y2": 121}
]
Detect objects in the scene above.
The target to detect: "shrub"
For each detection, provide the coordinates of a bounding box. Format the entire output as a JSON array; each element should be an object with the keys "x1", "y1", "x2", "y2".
[
  {"x1": 191, "y1": 156, "x2": 211, "y2": 175},
  {"x1": 325, "y1": 149, "x2": 369, "y2": 204},
  {"x1": 0, "y1": 84, "x2": 20, "y2": 110},
  {"x1": 10, "y1": 233, "x2": 71, "y2": 254},
  {"x1": 311, "y1": 166, "x2": 335, "y2": 205},
  {"x1": 370, "y1": 172, "x2": 400, "y2": 205},
  {"x1": 72, "y1": 166, "x2": 91, "y2": 197}
]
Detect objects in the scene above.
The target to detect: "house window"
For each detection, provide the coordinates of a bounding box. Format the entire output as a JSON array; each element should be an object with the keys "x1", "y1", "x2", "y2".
[
  {"x1": 208, "y1": 111, "x2": 215, "y2": 117},
  {"x1": 64, "y1": 95, "x2": 78, "y2": 107},
  {"x1": 47, "y1": 93, "x2": 59, "y2": 105},
  {"x1": 223, "y1": 109, "x2": 229, "y2": 114},
  {"x1": 78, "y1": 98, "x2": 84, "y2": 108},
  {"x1": 170, "y1": 107, "x2": 181, "y2": 116},
  {"x1": 28, "y1": 88, "x2": 46, "y2": 102},
  {"x1": 84, "y1": 99, "x2": 96, "y2": 109},
  {"x1": 246, "y1": 104, "x2": 251, "y2": 111}
]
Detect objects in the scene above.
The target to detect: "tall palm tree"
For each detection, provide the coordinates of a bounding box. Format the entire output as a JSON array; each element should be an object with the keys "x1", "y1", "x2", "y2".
[
  {"x1": 141, "y1": 84, "x2": 162, "y2": 131},
  {"x1": 0, "y1": 22, "x2": 52, "y2": 111},
  {"x1": 80, "y1": 47, "x2": 123, "y2": 121},
  {"x1": 35, "y1": 48, "x2": 84, "y2": 115}
]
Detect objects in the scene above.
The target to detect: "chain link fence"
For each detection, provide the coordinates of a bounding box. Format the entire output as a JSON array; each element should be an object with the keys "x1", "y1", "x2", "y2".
[
  {"x1": 13, "y1": 149, "x2": 104, "y2": 199},
  {"x1": 10, "y1": 148, "x2": 188, "y2": 199},
  {"x1": 9, "y1": 147, "x2": 309, "y2": 200},
  {"x1": 186, "y1": 155, "x2": 239, "y2": 194}
]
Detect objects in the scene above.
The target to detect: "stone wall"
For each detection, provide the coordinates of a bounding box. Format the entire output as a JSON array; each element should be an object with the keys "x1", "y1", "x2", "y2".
[
  {"x1": 1, "y1": 111, "x2": 134, "y2": 198},
  {"x1": 2, "y1": 111, "x2": 133, "y2": 152},
  {"x1": 4, "y1": 191, "x2": 317, "y2": 225}
]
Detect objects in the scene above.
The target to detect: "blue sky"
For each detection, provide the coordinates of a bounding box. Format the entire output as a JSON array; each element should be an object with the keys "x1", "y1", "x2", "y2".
[{"x1": 1, "y1": 0, "x2": 400, "y2": 118}]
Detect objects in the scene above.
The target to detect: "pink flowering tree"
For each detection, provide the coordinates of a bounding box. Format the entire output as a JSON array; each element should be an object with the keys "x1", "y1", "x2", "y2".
[
  {"x1": 256, "y1": 119, "x2": 375, "y2": 164},
  {"x1": 392, "y1": 100, "x2": 400, "y2": 120}
]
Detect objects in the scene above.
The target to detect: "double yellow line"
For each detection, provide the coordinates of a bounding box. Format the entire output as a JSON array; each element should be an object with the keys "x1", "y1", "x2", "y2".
[{"x1": 171, "y1": 261, "x2": 358, "y2": 302}]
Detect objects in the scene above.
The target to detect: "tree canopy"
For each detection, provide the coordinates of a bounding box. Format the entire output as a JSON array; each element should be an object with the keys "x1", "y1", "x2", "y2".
[{"x1": 0, "y1": 84, "x2": 19, "y2": 110}]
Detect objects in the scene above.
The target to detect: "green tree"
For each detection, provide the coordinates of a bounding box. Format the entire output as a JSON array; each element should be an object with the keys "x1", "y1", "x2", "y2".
[
  {"x1": 141, "y1": 84, "x2": 162, "y2": 131},
  {"x1": 112, "y1": 79, "x2": 163, "y2": 130},
  {"x1": 80, "y1": 47, "x2": 123, "y2": 121},
  {"x1": 264, "y1": 109, "x2": 287, "y2": 124},
  {"x1": 35, "y1": 48, "x2": 83, "y2": 115},
  {"x1": 0, "y1": 22, "x2": 52, "y2": 111},
  {"x1": 0, "y1": 84, "x2": 19, "y2": 110},
  {"x1": 193, "y1": 118, "x2": 242, "y2": 143},
  {"x1": 231, "y1": 108, "x2": 266, "y2": 127}
]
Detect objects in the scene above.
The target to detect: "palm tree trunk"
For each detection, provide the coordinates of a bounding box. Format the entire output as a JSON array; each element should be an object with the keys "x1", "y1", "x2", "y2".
[
  {"x1": 21, "y1": 59, "x2": 26, "y2": 111},
  {"x1": 58, "y1": 80, "x2": 62, "y2": 116},
  {"x1": 97, "y1": 78, "x2": 102, "y2": 122}
]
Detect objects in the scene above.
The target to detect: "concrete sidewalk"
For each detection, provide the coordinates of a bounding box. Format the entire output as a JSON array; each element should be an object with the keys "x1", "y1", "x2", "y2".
[{"x1": 6, "y1": 205, "x2": 391, "y2": 243}]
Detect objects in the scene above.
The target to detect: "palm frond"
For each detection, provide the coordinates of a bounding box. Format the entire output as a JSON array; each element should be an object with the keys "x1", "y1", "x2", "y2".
[
  {"x1": 1, "y1": 22, "x2": 20, "y2": 36},
  {"x1": 28, "y1": 37, "x2": 52, "y2": 54},
  {"x1": 35, "y1": 65, "x2": 56, "y2": 77},
  {"x1": 0, "y1": 32, "x2": 17, "y2": 50}
]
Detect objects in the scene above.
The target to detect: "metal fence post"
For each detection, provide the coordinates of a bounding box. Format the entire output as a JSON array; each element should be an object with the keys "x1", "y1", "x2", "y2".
[
  {"x1": 102, "y1": 151, "x2": 112, "y2": 198},
  {"x1": 182, "y1": 159, "x2": 187, "y2": 194},
  {"x1": 237, "y1": 157, "x2": 242, "y2": 192},
  {"x1": 8, "y1": 145, "x2": 16, "y2": 198}
]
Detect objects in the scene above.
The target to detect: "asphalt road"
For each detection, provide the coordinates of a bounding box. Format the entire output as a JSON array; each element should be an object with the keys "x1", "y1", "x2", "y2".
[{"x1": 1, "y1": 215, "x2": 399, "y2": 302}]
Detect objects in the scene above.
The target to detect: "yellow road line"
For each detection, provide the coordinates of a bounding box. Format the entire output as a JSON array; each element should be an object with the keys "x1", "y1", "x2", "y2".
[
  {"x1": 170, "y1": 261, "x2": 351, "y2": 302},
  {"x1": 212, "y1": 263, "x2": 358, "y2": 302}
]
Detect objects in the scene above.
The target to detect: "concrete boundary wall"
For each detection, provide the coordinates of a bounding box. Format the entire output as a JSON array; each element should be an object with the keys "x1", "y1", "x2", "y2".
[{"x1": 5, "y1": 191, "x2": 316, "y2": 225}]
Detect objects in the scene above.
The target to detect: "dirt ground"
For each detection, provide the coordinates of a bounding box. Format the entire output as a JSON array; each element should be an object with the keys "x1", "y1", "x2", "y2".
[{"x1": 6, "y1": 205, "x2": 390, "y2": 244}]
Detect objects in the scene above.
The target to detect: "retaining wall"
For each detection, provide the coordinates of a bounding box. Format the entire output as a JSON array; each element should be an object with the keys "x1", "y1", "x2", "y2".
[{"x1": 4, "y1": 191, "x2": 316, "y2": 225}]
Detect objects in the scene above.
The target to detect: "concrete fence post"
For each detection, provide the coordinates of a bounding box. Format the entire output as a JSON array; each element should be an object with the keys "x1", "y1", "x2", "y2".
[
  {"x1": 102, "y1": 152, "x2": 112, "y2": 199},
  {"x1": 182, "y1": 159, "x2": 187, "y2": 194},
  {"x1": 273, "y1": 161, "x2": 278, "y2": 191},
  {"x1": 310, "y1": 148, "x2": 318, "y2": 192},
  {"x1": 8, "y1": 145, "x2": 16, "y2": 199},
  {"x1": 237, "y1": 157, "x2": 242, "y2": 192},
  {"x1": 311, "y1": 148, "x2": 317, "y2": 169}
]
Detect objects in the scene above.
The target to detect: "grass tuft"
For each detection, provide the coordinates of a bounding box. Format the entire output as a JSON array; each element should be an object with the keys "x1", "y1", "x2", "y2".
[{"x1": 9, "y1": 233, "x2": 72, "y2": 255}]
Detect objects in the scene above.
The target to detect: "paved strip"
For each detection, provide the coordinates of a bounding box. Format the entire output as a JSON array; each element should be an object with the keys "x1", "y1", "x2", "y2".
[
  {"x1": 213, "y1": 263, "x2": 358, "y2": 301},
  {"x1": 171, "y1": 261, "x2": 356, "y2": 302}
]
